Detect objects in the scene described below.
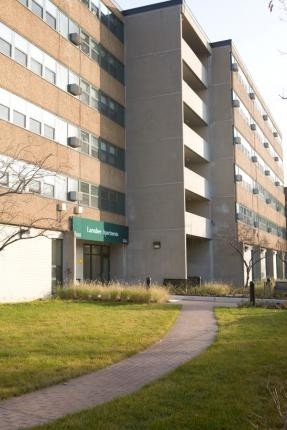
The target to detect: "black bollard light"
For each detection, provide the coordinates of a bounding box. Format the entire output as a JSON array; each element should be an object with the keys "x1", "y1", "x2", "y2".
[
  {"x1": 249, "y1": 281, "x2": 255, "y2": 306},
  {"x1": 146, "y1": 276, "x2": 151, "y2": 290}
]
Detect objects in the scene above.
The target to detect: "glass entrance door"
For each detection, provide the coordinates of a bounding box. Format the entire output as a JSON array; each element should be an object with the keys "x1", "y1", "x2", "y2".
[{"x1": 83, "y1": 244, "x2": 110, "y2": 282}]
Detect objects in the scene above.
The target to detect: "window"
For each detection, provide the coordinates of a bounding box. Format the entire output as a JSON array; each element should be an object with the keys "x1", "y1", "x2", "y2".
[
  {"x1": 80, "y1": 31, "x2": 90, "y2": 55},
  {"x1": 31, "y1": 0, "x2": 43, "y2": 18},
  {"x1": 44, "y1": 124, "x2": 55, "y2": 140},
  {"x1": 91, "y1": 1, "x2": 99, "y2": 16},
  {"x1": 45, "y1": 67, "x2": 56, "y2": 84},
  {"x1": 59, "y1": 12, "x2": 69, "y2": 38},
  {"x1": 91, "y1": 135, "x2": 99, "y2": 158},
  {"x1": 0, "y1": 37, "x2": 11, "y2": 56},
  {"x1": 0, "y1": 104, "x2": 9, "y2": 121},
  {"x1": 90, "y1": 184, "x2": 98, "y2": 208},
  {"x1": 43, "y1": 183, "x2": 54, "y2": 197},
  {"x1": 29, "y1": 118, "x2": 41, "y2": 134},
  {"x1": 29, "y1": 179, "x2": 41, "y2": 193},
  {"x1": 80, "y1": 181, "x2": 90, "y2": 205},
  {"x1": 46, "y1": 12, "x2": 56, "y2": 29},
  {"x1": 15, "y1": 48, "x2": 27, "y2": 66},
  {"x1": 13, "y1": 110, "x2": 26, "y2": 128},
  {"x1": 81, "y1": 131, "x2": 90, "y2": 154},
  {"x1": 0, "y1": 171, "x2": 9, "y2": 186},
  {"x1": 30, "y1": 58, "x2": 42, "y2": 75},
  {"x1": 80, "y1": 80, "x2": 90, "y2": 104}
]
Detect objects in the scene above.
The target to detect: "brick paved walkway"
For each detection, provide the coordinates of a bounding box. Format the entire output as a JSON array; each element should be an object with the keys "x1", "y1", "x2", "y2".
[{"x1": 0, "y1": 300, "x2": 230, "y2": 430}]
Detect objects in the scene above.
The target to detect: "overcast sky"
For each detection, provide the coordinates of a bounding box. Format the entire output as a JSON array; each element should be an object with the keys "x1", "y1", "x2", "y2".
[{"x1": 117, "y1": 0, "x2": 287, "y2": 176}]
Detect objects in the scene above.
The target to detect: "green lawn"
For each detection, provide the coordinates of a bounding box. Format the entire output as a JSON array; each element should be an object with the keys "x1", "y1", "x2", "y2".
[
  {"x1": 0, "y1": 300, "x2": 179, "y2": 399},
  {"x1": 34, "y1": 307, "x2": 287, "y2": 430}
]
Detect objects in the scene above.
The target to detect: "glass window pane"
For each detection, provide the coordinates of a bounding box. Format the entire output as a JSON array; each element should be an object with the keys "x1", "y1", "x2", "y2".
[
  {"x1": 0, "y1": 104, "x2": 9, "y2": 121},
  {"x1": 45, "y1": 67, "x2": 56, "y2": 84},
  {"x1": 91, "y1": 1, "x2": 99, "y2": 16},
  {"x1": 19, "y1": 0, "x2": 28, "y2": 5},
  {"x1": 0, "y1": 37, "x2": 11, "y2": 56},
  {"x1": 29, "y1": 118, "x2": 41, "y2": 134},
  {"x1": 15, "y1": 48, "x2": 27, "y2": 66},
  {"x1": 0, "y1": 171, "x2": 9, "y2": 185},
  {"x1": 43, "y1": 183, "x2": 54, "y2": 197},
  {"x1": 29, "y1": 179, "x2": 41, "y2": 193},
  {"x1": 31, "y1": 0, "x2": 43, "y2": 18},
  {"x1": 46, "y1": 11, "x2": 56, "y2": 29},
  {"x1": 59, "y1": 12, "x2": 68, "y2": 38},
  {"x1": 44, "y1": 124, "x2": 55, "y2": 140},
  {"x1": 13, "y1": 110, "x2": 26, "y2": 128},
  {"x1": 80, "y1": 182, "x2": 89, "y2": 193},
  {"x1": 30, "y1": 58, "x2": 43, "y2": 75}
]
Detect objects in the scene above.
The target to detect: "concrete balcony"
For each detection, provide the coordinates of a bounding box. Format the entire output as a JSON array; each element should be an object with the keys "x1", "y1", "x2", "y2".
[
  {"x1": 183, "y1": 124, "x2": 210, "y2": 162},
  {"x1": 182, "y1": 81, "x2": 208, "y2": 124},
  {"x1": 182, "y1": 39, "x2": 207, "y2": 87},
  {"x1": 184, "y1": 167, "x2": 210, "y2": 200},
  {"x1": 185, "y1": 212, "x2": 211, "y2": 239}
]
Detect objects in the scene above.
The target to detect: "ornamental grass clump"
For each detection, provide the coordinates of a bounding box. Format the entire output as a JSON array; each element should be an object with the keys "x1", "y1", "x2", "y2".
[
  {"x1": 193, "y1": 282, "x2": 233, "y2": 296},
  {"x1": 56, "y1": 282, "x2": 169, "y2": 304}
]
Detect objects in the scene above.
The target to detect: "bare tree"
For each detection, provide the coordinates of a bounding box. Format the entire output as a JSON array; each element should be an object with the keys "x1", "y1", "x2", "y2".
[
  {"x1": 217, "y1": 223, "x2": 270, "y2": 288},
  {"x1": 0, "y1": 145, "x2": 66, "y2": 253}
]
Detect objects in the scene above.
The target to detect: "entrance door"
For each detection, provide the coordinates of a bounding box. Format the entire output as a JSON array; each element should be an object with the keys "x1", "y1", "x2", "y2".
[{"x1": 83, "y1": 244, "x2": 110, "y2": 282}]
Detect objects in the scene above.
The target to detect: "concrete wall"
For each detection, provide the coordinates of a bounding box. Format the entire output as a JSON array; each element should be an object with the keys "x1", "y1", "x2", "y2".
[
  {"x1": 209, "y1": 42, "x2": 244, "y2": 287},
  {"x1": 125, "y1": 5, "x2": 186, "y2": 282},
  {"x1": 0, "y1": 225, "x2": 53, "y2": 302}
]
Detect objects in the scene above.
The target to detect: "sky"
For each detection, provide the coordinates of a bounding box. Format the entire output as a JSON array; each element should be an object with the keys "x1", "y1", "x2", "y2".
[{"x1": 117, "y1": 0, "x2": 287, "y2": 177}]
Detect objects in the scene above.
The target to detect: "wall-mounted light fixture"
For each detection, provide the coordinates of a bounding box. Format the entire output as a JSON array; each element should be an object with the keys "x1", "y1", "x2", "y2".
[{"x1": 153, "y1": 241, "x2": 161, "y2": 249}]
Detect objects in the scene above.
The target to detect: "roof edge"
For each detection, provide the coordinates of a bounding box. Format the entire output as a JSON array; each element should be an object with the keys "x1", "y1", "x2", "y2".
[
  {"x1": 210, "y1": 39, "x2": 232, "y2": 48},
  {"x1": 123, "y1": 0, "x2": 183, "y2": 16}
]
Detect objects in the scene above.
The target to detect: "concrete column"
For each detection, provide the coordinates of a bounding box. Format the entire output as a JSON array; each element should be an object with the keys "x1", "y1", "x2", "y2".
[
  {"x1": 273, "y1": 251, "x2": 277, "y2": 280},
  {"x1": 276, "y1": 252, "x2": 284, "y2": 279},
  {"x1": 252, "y1": 247, "x2": 266, "y2": 281},
  {"x1": 62, "y1": 232, "x2": 76, "y2": 283},
  {"x1": 266, "y1": 250, "x2": 275, "y2": 279}
]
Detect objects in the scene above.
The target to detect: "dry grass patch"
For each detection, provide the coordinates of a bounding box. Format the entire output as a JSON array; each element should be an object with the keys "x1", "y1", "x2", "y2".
[{"x1": 56, "y1": 282, "x2": 169, "y2": 304}]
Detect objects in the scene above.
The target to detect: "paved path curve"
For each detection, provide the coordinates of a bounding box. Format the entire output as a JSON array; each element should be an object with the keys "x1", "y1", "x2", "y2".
[{"x1": 0, "y1": 300, "x2": 232, "y2": 430}]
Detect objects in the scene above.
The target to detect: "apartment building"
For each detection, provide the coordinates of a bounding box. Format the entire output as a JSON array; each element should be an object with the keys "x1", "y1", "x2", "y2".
[
  {"x1": 123, "y1": 0, "x2": 286, "y2": 287},
  {"x1": 0, "y1": 0, "x2": 127, "y2": 302},
  {"x1": 0, "y1": 0, "x2": 285, "y2": 302}
]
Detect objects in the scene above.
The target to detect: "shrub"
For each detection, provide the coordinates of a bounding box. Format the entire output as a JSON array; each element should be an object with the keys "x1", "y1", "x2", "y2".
[
  {"x1": 56, "y1": 282, "x2": 170, "y2": 304},
  {"x1": 168, "y1": 282, "x2": 233, "y2": 297}
]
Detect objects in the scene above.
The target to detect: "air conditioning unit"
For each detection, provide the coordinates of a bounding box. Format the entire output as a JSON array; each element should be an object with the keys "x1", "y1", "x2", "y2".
[
  {"x1": 67, "y1": 137, "x2": 81, "y2": 148},
  {"x1": 233, "y1": 136, "x2": 241, "y2": 145},
  {"x1": 249, "y1": 92, "x2": 256, "y2": 100},
  {"x1": 254, "y1": 221, "x2": 259, "y2": 228},
  {"x1": 265, "y1": 198, "x2": 271, "y2": 205},
  {"x1": 274, "y1": 156, "x2": 279, "y2": 162},
  {"x1": 251, "y1": 156, "x2": 258, "y2": 163},
  {"x1": 57, "y1": 202, "x2": 67, "y2": 212},
  {"x1": 264, "y1": 142, "x2": 269, "y2": 148},
  {"x1": 262, "y1": 114, "x2": 268, "y2": 121},
  {"x1": 232, "y1": 99, "x2": 240, "y2": 108},
  {"x1": 67, "y1": 83, "x2": 82, "y2": 96},
  {"x1": 275, "y1": 181, "x2": 280, "y2": 187},
  {"x1": 267, "y1": 227, "x2": 272, "y2": 233},
  {"x1": 273, "y1": 131, "x2": 278, "y2": 137},
  {"x1": 235, "y1": 174, "x2": 242, "y2": 182},
  {"x1": 68, "y1": 191, "x2": 83, "y2": 202},
  {"x1": 264, "y1": 170, "x2": 270, "y2": 176},
  {"x1": 253, "y1": 188, "x2": 259, "y2": 194},
  {"x1": 74, "y1": 205, "x2": 83, "y2": 215},
  {"x1": 69, "y1": 33, "x2": 81, "y2": 46},
  {"x1": 232, "y1": 63, "x2": 239, "y2": 72},
  {"x1": 250, "y1": 123, "x2": 257, "y2": 131}
]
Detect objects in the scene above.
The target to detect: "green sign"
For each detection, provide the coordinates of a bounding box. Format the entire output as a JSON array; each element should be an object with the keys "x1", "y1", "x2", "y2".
[{"x1": 72, "y1": 217, "x2": 129, "y2": 244}]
